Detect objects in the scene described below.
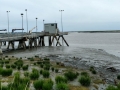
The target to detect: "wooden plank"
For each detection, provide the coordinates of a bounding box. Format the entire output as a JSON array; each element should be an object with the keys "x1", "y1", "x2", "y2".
[
  {"x1": 56, "y1": 36, "x2": 60, "y2": 46},
  {"x1": 61, "y1": 36, "x2": 69, "y2": 46},
  {"x1": 54, "y1": 36, "x2": 62, "y2": 46},
  {"x1": 50, "y1": 36, "x2": 54, "y2": 46}
]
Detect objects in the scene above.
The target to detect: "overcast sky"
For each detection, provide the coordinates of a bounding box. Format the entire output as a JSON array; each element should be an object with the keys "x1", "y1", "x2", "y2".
[{"x1": 1, "y1": 0, "x2": 120, "y2": 32}]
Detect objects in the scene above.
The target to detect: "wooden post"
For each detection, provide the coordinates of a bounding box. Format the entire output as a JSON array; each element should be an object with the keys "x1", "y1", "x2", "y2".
[
  {"x1": 18, "y1": 41, "x2": 26, "y2": 49},
  {"x1": 56, "y1": 36, "x2": 60, "y2": 46},
  {"x1": 7, "y1": 41, "x2": 14, "y2": 49},
  {"x1": 48, "y1": 36, "x2": 51, "y2": 46},
  {"x1": 54, "y1": 36, "x2": 62, "y2": 46},
  {"x1": 41, "y1": 36, "x2": 45, "y2": 46},
  {"x1": 51, "y1": 36, "x2": 55, "y2": 46},
  {"x1": 61, "y1": 35, "x2": 69, "y2": 46}
]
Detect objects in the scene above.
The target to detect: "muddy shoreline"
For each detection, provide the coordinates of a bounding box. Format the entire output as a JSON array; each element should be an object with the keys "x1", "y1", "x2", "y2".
[{"x1": 3, "y1": 47, "x2": 120, "y2": 85}]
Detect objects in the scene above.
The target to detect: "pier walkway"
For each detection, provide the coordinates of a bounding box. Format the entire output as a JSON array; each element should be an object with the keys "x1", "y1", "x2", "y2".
[{"x1": 0, "y1": 32, "x2": 69, "y2": 53}]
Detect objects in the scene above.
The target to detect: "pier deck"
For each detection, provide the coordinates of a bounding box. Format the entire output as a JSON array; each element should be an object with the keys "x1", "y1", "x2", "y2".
[{"x1": 0, "y1": 32, "x2": 69, "y2": 53}]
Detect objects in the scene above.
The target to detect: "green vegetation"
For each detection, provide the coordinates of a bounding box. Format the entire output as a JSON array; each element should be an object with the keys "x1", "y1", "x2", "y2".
[
  {"x1": 4, "y1": 60, "x2": 10, "y2": 64},
  {"x1": 89, "y1": 66, "x2": 97, "y2": 74},
  {"x1": 79, "y1": 75, "x2": 91, "y2": 86},
  {"x1": 22, "y1": 65, "x2": 28, "y2": 71},
  {"x1": 42, "y1": 70, "x2": 50, "y2": 78},
  {"x1": 81, "y1": 72, "x2": 89, "y2": 76},
  {"x1": 5, "y1": 64, "x2": 10, "y2": 69},
  {"x1": 55, "y1": 68, "x2": 59, "y2": 73},
  {"x1": 55, "y1": 76, "x2": 67, "y2": 84},
  {"x1": 14, "y1": 60, "x2": 23, "y2": 67},
  {"x1": 8, "y1": 72, "x2": 30, "y2": 90},
  {"x1": 24, "y1": 72, "x2": 29, "y2": 77},
  {"x1": 56, "y1": 83, "x2": 69, "y2": 90},
  {"x1": 34, "y1": 79, "x2": 53, "y2": 90},
  {"x1": 11, "y1": 64, "x2": 16, "y2": 69},
  {"x1": 30, "y1": 68, "x2": 39, "y2": 80},
  {"x1": 117, "y1": 75, "x2": 120, "y2": 80},
  {"x1": 51, "y1": 67, "x2": 54, "y2": 71},
  {"x1": 64, "y1": 71, "x2": 78, "y2": 81},
  {"x1": 1, "y1": 68, "x2": 13, "y2": 76}
]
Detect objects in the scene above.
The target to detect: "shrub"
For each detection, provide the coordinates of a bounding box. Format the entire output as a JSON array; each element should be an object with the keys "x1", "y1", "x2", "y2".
[
  {"x1": 42, "y1": 70, "x2": 50, "y2": 78},
  {"x1": 8, "y1": 72, "x2": 30, "y2": 90},
  {"x1": 64, "y1": 71, "x2": 78, "y2": 81},
  {"x1": 40, "y1": 64, "x2": 44, "y2": 68},
  {"x1": 92, "y1": 70, "x2": 97, "y2": 74},
  {"x1": 55, "y1": 69, "x2": 59, "y2": 73},
  {"x1": 89, "y1": 66, "x2": 94, "y2": 71},
  {"x1": 117, "y1": 75, "x2": 120, "y2": 80},
  {"x1": 33, "y1": 79, "x2": 53, "y2": 90},
  {"x1": 56, "y1": 62, "x2": 60, "y2": 65},
  {"x1": 34, "y1": 79, "x2": 44, "y2": 90},
  {"x1": 1, "y1": 69, "x2": 13, "y2": 76},
  {"x1": 30, "y1": 69, "x2": 39, "y2": 80},
  {"x1": 44, "y1": 64, "x2": 50, "y2": 70},
  {"x1": 24, "y1": 72, "x2": 29, "y2": 77},
  {"x1": 43, "y1": 61, "x2": 50, "y2": 64},
  {"x1": 0, "y1": 61, "x2": 4, "y2": 64},
  {"x1": 22, "y1": 65, "x2": 28, "y2": 71},
  {"x1": 14, "y1": 60, "x2": 23, "y2": 67},
  {"x1": 34, "y1": 63, "x2": 36, "y2": 65},
  {"x1": 1, "y1": 86, "x2": 8, "y2": 90},
  {"x1": 11, "y1": 64, "x2": 16, "y2": 69},
  {"x1": 79, "y1": 76, "x2": 91, "y2": 86},
  {"x1": 40, "y1": 69, "x2": 43, "y2": 74},
  {"x1": 35, "y1": 55, "x2": 39, "y2": 58},
  {"x1": 6, "y1": 64, "x2": 10, "y2": 69},
  {"x1": 44, "y1": 58, "x2": 50, "y2": 61},
  {"x1": 0, "y1": 64, "x2": 3, "y2": 68},
  {"x1": 37, "y1": 61, "x2": 41, "y2": 64},
  {"x1": 51, "y1": 67, "x2": 54, "y2": 71},
  {"x1": 0, "y1": 67, "x2": 3, "y2": 74},
  {"x1": 106, "y1": 85, "x2": 118, "y2": 90},
  {"x1": 42, "y1": 79, "x2": 53, "y2": 90},
  {"x1": 17, "y1": 66, "x2": 21, "y2": 70},
  {"x1": 81, "y1": 72, "x2": 89, "y2": 77},
  {"x1": 55, "y1": 76, "x2": 67, "y2": 84},
  {"x1": 4, "y1": 60, "x2": 9, "y2": 64},
  {"x1": 30, "y1": 58, "x2": 34, "y2": 61},
  {"x1": 56, "y1": 83, "x2": 69, "y2": 90}
]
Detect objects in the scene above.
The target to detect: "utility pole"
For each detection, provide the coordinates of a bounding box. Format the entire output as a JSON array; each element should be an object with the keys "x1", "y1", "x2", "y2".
[
  {"x1": 21, "y1": 13, "x2": 24, "y2": 32},
  {"x1": 59, "y1": 10, "x2": 64, "y2": 46},
  {"x1": 6, "y1": 11, "x2": 10, "y2": 33},
  {"x1": 25, "y1": 9, "x2": 28, "y2": 33},
  {"x1": 36, "y1": 18, "x2": 38, "y2": 32}
]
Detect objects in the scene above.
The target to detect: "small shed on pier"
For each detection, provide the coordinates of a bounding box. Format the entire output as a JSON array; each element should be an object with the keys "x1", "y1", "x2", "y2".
[{"x1": 44, "y1": 23, "x2": 59, "y2": 34}]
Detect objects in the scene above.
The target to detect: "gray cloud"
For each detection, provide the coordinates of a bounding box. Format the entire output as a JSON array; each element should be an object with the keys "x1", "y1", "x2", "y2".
[{"x1": 1, "y1": 0, "x2": 120, "y2": 32}]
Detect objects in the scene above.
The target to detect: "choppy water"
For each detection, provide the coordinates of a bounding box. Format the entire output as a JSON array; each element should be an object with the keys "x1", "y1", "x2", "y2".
[{"x1": 3, "y1": 32, "x2": 120, "y2": 57}]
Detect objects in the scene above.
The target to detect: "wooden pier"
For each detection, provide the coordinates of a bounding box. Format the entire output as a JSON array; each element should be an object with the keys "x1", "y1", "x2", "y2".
[{"x1": 0, "y1": 32, "x2": 69, "y2": 53}]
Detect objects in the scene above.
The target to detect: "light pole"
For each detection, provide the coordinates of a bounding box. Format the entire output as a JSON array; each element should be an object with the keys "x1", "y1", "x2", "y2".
[
  {"x1": 6, "y1": 11, "x2": 10, "y2": 33},
  {"x1": 36, "y1": 18, "x2": 38, "y2": 32},
  {"x1": 59, "y1": 10, "x2": 64, "y2": 46},
  {"x1": 25, "y1": 9, "x2": 28, "y2": 33},
  {"x1": 21, "y1": 13, "x2": 24, "y2": 32},
  {"x1": 43, "y1": 20, "x2": 45, "y2": 31}
]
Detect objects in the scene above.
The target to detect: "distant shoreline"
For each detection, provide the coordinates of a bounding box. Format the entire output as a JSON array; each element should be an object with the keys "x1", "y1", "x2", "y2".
[{"x1": 69, "y1": 30, "x2": 120, "y2": 33}]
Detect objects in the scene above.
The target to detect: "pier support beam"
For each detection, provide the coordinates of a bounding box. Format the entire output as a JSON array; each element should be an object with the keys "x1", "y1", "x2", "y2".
[
  {"x1": 38, "y1": 36, "x2": 45, "y2": 46},
  {"x1": 28, "y1": 38, "x2": 38, "y2": 48},
  {"x1": 48, "y1": 36, "x2": 52, "y2": 46},
  {"x1": 0, "y1": 42, "x2": 3, "y2": 54},
  {"x1": 56, "y1": 35, "x2": 69, "y2": 46},
  {"x1": 18, "y1": 41, "x2": 26, "y2": 49},
  {"x1": 7, "y1": 41, "x2": 15, "y2": 49},
  {"x1": 51, "y1": 35, "x2": 62, "y2": 46}
]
